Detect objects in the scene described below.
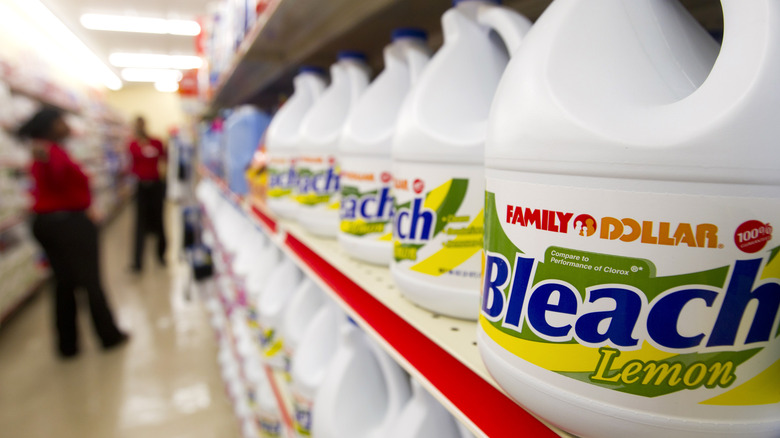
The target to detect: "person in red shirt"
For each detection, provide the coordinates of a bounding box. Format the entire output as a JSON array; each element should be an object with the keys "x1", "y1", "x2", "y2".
[
  {"x1": 129, "y1": 116, "x2": 167, "y2": 272},
  {"x1": 17, "y1": 107, "x2": 128, "y2": 358}
]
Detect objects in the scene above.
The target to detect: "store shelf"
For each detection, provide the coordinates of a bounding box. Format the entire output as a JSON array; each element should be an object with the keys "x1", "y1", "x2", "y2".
[
  {"x1": 208, "y1": 0, "x2": 452, "y2": 112},
  {"x1": 203, "y1": 211, "x2": 296, "y2": 438},
  {"x1": 206, "y1": 0, "x2": 723, "y2": 112},
  {"x1": 198, "y1": 167, "x2": 569, "y2": 438}
]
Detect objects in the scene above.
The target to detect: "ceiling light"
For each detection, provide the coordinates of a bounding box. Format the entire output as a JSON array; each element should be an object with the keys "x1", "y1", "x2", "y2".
[
  {"x1": 155, "y1": 81, "x2": 180, "y2": 93},
  {"x1": 9, "y1": 0, "x2": 122, "y2": 90},
  {"x1": 109, "y1": 53, "x2": 203, "y2": 70},
  {"x1": 121, "y1": 68, "x2": 183, "y2": 83},
  {"x1": 80, "y1": 14, "x2": 201, "y2": 36}
]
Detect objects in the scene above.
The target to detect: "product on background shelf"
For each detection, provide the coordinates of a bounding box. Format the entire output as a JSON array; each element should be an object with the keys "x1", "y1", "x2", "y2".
[
  {"x1": 217, "y1": 204, "x2": 255, "y2": 255},
  {"x1": 312, "y1": 320, "x2": 411, "y2": 438},
  {"x1": 266, "y1": 67, "x2": 327, "y2": 219},
  {"x1": 199, "y1": 119, "x2": 226, "y2": 178},
  {"x1": 385, "y1": 379, "x2": 461, "y2": 438},
  {"x1": 481, "y1": 1, "x2": 780, "y2": 437},
  {"x1": 232, "y1": 225, "x2": 270, "y2": 280},
  {"x1": 338, "y1": 28, "x2": 431, "y2": 266},
  {"x1": 224, "y1": 106, "x2": 270, "y2": 195},
  {"x1": 245, "y1": 243, "x2": 281, "y2": 306},
  {"x1": 257, "y1": 254, "x2": 303, "y2": 370},
  {"x1": 280, "y1": 278, "x2": 326, "y2": 377},
  {"x1": 294, "y1": 51, "x2": 371, "y2": 237},
  {"x1": 252, "y1": 363, "x2": 284, "y2": 438},
  {"x1": 290, "y1": 300, "x2": 344, "y2": 437},
  {"x1": 390, "y1": 0, "x2": 532, "y2": 320}
]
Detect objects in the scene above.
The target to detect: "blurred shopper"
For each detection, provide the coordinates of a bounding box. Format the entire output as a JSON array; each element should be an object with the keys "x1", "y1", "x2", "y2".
[
  {"x1": 17, "y1": 107, "x2": 128, "y2": 358},
  {"x1": 129, "y1": 116, "x2": 167, "y2": 272}
]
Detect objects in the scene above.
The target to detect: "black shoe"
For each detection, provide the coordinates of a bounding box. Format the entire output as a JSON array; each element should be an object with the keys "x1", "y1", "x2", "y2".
[
  {"x1": 158, "y1": 257, "x2": 166, "y2": 267},
  {"x1": 102, "y1": 333, "x2": 129, "y2": 351},
  {"x1": 58, "y1": 346, "x2": 79, "y2": 359}
]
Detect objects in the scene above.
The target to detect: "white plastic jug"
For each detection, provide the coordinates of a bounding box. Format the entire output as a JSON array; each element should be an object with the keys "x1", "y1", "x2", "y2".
[
  {"x1": 266, "y1": 67, "x2": 327, "y2": 219},
  {"x1": 295, "y1": 52, "x2": 371, "y2": 237},
  {"x1": 246, "y1": 362, "x2": 284, "y2": 438},
  {"x1": 312, "y1": 321, "x2": 411, "y2": 438},
  {"x1": 290, "y1": 300, "x2": 344, "y2": 437},
  {"x1": 257, "y1": 255, "x2": 303, "y2": 370},
  {"x1": 338, "y1": 29, "x2": 431, "y2": 266},
  {"x1": 280, "y1": 278, "x2": 326, "y2": 377},
  {"x1": 233, "y1": 229, "x2": 268, "y2": 279},
  {"x1": 390, "y1": 0, "x2": 531, "y2": 320},
  {"x1": 481, "y1": 1, "x2": 780, "y2": 437},
  {"x1": 245, "y1": 244, "x2": 281, "y2": 304},
  {"x1": 384, "y1": 379, "x2": 460, "y2": 438}
]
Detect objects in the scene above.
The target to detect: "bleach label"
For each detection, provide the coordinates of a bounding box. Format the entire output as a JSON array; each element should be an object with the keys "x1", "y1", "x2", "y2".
[
  {"x1": 295, "y1": 154, "x2": 340, "y2": 210},
  {"x1": 392, "y1": 162, "x2": 484, "y2": 288},
  {"x1": 340, "y1": 156, "x2": 394, "y2": 242},
  {"x1": 483, "y1": 177, "x2": 780, "y2": 405}
]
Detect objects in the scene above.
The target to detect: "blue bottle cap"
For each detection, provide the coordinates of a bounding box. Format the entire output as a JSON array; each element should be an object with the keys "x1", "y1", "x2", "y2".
[
  {"x1": 299, "y1": 65, "x2": 325, "y2": 75},
  {"x1": 337, "y1": 50, "x2": 368, "y2": 62},
  {"x1": 391, "y1": 27, "x2": 428, "y2": 42}
]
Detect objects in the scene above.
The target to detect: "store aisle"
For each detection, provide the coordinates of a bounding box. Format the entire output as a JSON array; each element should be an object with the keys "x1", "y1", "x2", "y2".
[{"x1": 0, "y1": 203, "x2": 240, "y2": 438}]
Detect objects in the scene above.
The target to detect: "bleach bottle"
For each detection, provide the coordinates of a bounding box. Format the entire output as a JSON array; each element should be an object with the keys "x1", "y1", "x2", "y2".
[
  {"x1": 391, "y1": 0, "x2": 532, "y2": 319},
  {"x1": 338, "y1": 29, "x2": 431, "y2": 265},
  {"x1": 481, "y1": 1, "x2": 780, "y2": 437},
  {"x1": 289, "y1": 300, "x2": 344, "y2": 437},
  {"x1": 257, "y1": 255, "x2": 303, "y2": 370},
  {"x1": 384, "y1": 379, "x2": 460, "y2": 438},
  {"x1": 295, "y1": 52, "x2": 371, "y2": 237},
  {"x1": 280, "y1": 278, "x2": 326, "y2": 378},
  {"x1": 312, "y1": 321, "x2": 411, "y2": 438},
  {"x1": 266, "y1": 67, "x2": 327, "y2": 219}
]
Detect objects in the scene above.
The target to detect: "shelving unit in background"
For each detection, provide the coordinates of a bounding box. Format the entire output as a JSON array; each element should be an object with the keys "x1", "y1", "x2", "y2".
[
  {"x1": 198, "y1": 167, "x2": 569, "y2": 438},
  {"x1": 0, "y1": 67, "x2": 132, "y2": 325}
]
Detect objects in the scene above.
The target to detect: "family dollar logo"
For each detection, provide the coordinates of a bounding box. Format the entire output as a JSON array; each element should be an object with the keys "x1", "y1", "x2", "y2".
[{"x1": 504, "y1": 204, "x2": 719, "y2": 249}]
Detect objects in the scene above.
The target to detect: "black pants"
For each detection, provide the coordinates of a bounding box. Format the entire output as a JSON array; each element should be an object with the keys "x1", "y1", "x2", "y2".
[
  {"x1": 133, "y1": 180, "x2": 167, "y2": 269},
  {"x1": 32, "y1": 211, "x2": 124, "y2": 355}
]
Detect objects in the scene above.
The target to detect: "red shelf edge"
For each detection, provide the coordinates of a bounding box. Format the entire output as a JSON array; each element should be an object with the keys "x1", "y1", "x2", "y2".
[
  {"x1": 250, "y1": 204, "x2": 278, "y2": 234},
  {"x1": 283, "y1": 233, "x2": 557, "y2": 438},
  {"x1": 202, "y1": 174, "x2": 558, "y2": 437}
]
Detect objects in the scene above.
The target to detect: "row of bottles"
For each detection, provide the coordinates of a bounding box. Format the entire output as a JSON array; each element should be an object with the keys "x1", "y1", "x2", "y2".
[
  {"x1": 197, "y1": 180, "x2": 477, "y2": 438},
  {"x1": 233, "y1": 0, "x2": 778, "y2": 436},
  {"x1": 265, "y1": 0, "x2": 529, "y2": 322}
]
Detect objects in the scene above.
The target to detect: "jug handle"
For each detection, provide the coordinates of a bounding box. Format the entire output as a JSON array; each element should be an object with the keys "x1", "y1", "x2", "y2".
[
  {"x1": 476, "y1": 4, "x2": 533, "y2": 57},
  {"x1": 671, "y1": 0, "x2": 778, "y2": 129},
  {"x1": 367, "y1": 337, "x2": 411, "y2": 413}
]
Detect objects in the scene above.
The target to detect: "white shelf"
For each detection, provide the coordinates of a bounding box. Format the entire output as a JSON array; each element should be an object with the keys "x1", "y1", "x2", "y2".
[{"x1": 200, "y1": 169, "x2": 570, "y2": 438}]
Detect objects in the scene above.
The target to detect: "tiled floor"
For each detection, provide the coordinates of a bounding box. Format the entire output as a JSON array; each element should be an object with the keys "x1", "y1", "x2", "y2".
[{"x1": 0, "y1": 203, "x2": 240, "y2": 438}]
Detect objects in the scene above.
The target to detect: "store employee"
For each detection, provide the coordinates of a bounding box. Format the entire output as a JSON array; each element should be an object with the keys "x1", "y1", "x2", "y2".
[
  {"x1": 129, "y1": 116, "x2": 167, "y2": 272},
  {"x1": 18, "y1": 107, "x2": 127, "y2": 358}
]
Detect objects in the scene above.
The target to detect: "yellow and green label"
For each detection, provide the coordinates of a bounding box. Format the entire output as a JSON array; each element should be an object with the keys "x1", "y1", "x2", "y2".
[
  {"x1": 391, "y1": 163, "x2": 484, "y2": 287},
  {"x1": 267, "y1": 154, "x2": 296, "y2": 199},
  {"x1": 482, "y1": 179, "x2": 780, "y2": 406},
  {"x1": 294, "y1": 154, "x2": 340, "y2": 208},
  {"x1": 340, "y1": 157, "x2": 394, "y2": 241}
]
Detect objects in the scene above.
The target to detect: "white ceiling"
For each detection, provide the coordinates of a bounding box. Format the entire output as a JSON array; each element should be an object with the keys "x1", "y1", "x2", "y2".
[{"x1": 40, "y1": 0, "x2": 212, "y2": 79}]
